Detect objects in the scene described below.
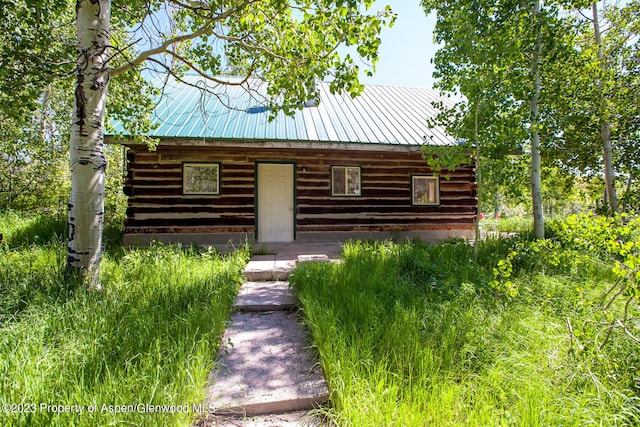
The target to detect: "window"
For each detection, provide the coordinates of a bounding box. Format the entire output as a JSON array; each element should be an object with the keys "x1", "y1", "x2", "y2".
[
  {"x1": 412, "y1": 175, "x2": 439, "y2": 205},
  {"x1": 332, "y1": 166, "x2": 361, "y2": 196},
  {"x1": 183, "y1": 162, "x2": 220, "y2": 195}
]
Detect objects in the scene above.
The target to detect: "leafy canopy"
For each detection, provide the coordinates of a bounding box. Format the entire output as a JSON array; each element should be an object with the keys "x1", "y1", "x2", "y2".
[
  {"x1": 1, "y1": 1, "x2": 395, "y2": 135},
  {"x1": 108, "y1": 0, "x2": 395, "y2": 117},
  {"x1": 0, "y1": 0, "x2": 75, "y2": 119}
]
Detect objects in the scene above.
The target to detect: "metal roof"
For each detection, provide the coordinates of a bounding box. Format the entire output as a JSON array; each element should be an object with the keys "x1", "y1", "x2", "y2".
[{"x1": 109, "y1": 75, "x2": 456, "y2": 146}]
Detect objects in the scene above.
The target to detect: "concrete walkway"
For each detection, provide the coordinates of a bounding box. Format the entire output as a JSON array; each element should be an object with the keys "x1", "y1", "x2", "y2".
[{"x1": 197, "y1": 243, "x2": 340, "y2": 426}]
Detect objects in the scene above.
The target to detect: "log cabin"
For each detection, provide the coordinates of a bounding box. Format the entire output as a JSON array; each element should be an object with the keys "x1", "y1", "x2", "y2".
[{"x1": 106, "y1": 75, "x2": 477, "y2": 246}]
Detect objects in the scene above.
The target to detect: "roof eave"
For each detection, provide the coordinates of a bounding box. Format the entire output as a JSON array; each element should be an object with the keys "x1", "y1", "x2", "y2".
[{"x1": 103, "y1": 136, "x2": 452, "y2": 152}]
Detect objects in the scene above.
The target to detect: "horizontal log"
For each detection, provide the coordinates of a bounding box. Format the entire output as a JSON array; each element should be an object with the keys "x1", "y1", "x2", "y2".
[
  {"x1": 123, "y1": 223, "x2": 475, "y2": 235},
  {"x1": 127, "y1": 196, "x2": 255, "y2": 206},
  {"x1": 129, "y1": 144, "x2": 474, "y2": 162},
  {"x1": 127, "y1": 205, "x2": 254, "y2": 215},
  {"x1": 295, "y1": 186, "x2": 474, "y2": 197},
  {"x1": 220, "y1": 180, "x2": 255, "y2": 187},
  {"x1": 130, "y1": 163, "x2": 254, "y2": 173},
  {"x1": 296, "y1": 221, "x2": 475, "y2": 229},
  {"x1": 124, "y1": 178, "x2": 246, "y2": 190},
  {"x1": 127, "y1": 180, "x2": 256, "y2": 189},
  {"x1": 124, "y1": 225, "x2": 254, "y2": 234},
  {"x1": 125, "y1": 217, "x2": 255, "y2": 227},
  {"x1": 128, "y1": 164, "x2": 473, "y2": 181},
  {"x1": 296, "y1": 188, "x2": 410, "y2": 198},
  {"x1": 296, "y1": 222, "x2": 475, "y2": 231},
  {"x1": 298, "y1": 205, "x2": 475, "y2": 215},
  {"x1": 131, "y1": 171, "x2": 182, "y2": 179},
  {"x1": 297, "y1": 194, "x2": 477, "y2": 204},
  {"x1": 131, "y1": 150, "x2": 451, "y2": 165},
  {"x1": 297, "y1": 223, "x2": 475, "y2": 232},
  {"x1": 440, "y1": 182, "x2": 475, "y2": 191},
  {"x1": 305, "y1": 223, "x2": 476, "y2": 230},
  {"x1": 127, "y1": 187, "x2": 257, "y2": 196},
  {"x1": 297, "y1": 197, "x2": 408, "y2": 204},
  {"x1": 128, "y1": 163, "x2": 181, "y2": 171},
  {"x1": 131, "y1": 212, "x2": 255, "y2": 221},
  {"x1": 221, "y1": 167, "x2": 254, "y2": 174},
  {"x1": 128, "y1": 179, "x2": 181, "y2": 187},
  {"x1": 295, "y1": 202, "x2": 478, "y2": 211},
  {"x1": 296, "y1": 177, "x2": 475, "y2": 187},
  {"x1": 297, "y1": 212, "x2": 475, "y2": 222},
  {"x1": 296, "y1": 184, "x2": 332, "y2": 192},
  {"x1": 121, "y1": 195, "x2": 474, "y2": 207}
]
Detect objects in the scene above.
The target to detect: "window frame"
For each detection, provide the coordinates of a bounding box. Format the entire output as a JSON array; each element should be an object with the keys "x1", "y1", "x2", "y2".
[
  {"x1": 331, "y1": 165, "x2": 362, "y2": 197},
  {"x1": 182, "y1": 162, "x2": 221, "y2": 195},
  {"x1": 411, "y1": 175, "x2": 440, "y2": 206}
]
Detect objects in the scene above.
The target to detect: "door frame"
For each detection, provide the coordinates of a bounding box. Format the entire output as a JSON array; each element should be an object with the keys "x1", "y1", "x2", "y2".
[{"x1": 255, "y1": 161, "x2": 296, "y2": 242}]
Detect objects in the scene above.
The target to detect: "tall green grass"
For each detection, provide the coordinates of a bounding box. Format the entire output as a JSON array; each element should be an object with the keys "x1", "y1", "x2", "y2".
[
  {"x1": 0, "y1": 213, "x2": 250, "y2": 426},
  {"x1": 480, "y1": 216, "x2": 533, "y2": 234},
  {"x1": 0, "y1": 209, "x2": 67, "y2": 247},
  {"x1": 291, "y1": 238, "x2": 640, "y2": 426}
]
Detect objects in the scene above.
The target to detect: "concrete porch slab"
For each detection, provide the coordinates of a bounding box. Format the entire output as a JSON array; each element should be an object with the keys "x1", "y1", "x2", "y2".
[
  {"x1": 234, "y1": 281, "x2": 297, "y2": 312},
  {"x1": 206, "y1": 311, "x2": 329, "y2": 417}
]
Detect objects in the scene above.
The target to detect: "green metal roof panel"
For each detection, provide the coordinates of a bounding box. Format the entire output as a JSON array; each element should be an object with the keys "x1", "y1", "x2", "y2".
[{"x1": 109, "y1": 75, "x2": 456, "y2": 146}]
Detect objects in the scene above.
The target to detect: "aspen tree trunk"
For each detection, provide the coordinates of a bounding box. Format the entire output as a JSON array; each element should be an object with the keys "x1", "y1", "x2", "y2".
[
  {"x1": 622, "y1": 171, "x2": 632, "y2": 212},
  {"x1": 67, "y1": 0, "x2": 111, "y2": 288},
  {"x1": 474, "y1": 101, "x2": 481, "y2": 257},
  {"x1": 592, "y1": 2, "x2": 618, "y2": 213},
  {"x1": 530, "y1": 0, "x2": 545, "y2": 239}
]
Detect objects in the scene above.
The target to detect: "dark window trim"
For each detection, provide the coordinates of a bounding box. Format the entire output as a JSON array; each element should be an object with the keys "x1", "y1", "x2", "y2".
[
  {"x1": 411, "y1": 174, "x2": 440, "y2": 206},
  {"x1": 182, "y1": 162, "x2": 221, "y2": 195},
  {"x1": 331, "y1": 165, "x2": 362, "y2": 197}
]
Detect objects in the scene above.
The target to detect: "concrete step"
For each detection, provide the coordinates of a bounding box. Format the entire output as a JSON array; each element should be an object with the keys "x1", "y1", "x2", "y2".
[
  {"x1": 234, "y1": 281, "x2": 297, "y2": 312},
  {"x1": 206, "y1": 311, "x2": 329, "y2": 417},
  {"x1": 195, "y1": 410, "x2": 322, "y2": 426},
  {"x1": 243, "y1": 256, "x2": 297, "y2": 281},
  {"x1": 243, "y1": 254, "x2": 333, "y2": 282}
]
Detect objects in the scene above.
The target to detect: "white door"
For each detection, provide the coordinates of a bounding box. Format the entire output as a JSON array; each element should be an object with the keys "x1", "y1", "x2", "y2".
[{"x1": 257, "y1": 163, "x2": 294, "y2": 242}]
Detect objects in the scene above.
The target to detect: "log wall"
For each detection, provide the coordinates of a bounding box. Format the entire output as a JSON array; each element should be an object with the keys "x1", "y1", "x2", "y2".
[{"x1": 123, "y1": 144, "x2": 477, "y2": 243}]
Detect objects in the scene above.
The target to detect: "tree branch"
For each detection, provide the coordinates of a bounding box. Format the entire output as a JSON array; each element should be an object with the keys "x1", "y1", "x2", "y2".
[
  {"x1": 110, "y1": 25, "x2": 213, "y2": 77},
  {"x1": 110, "y1": 0, "x2": 266, "y2": 77},
  {"x1": 142, "y1": 56, "x2": 265, "y2": 113},
  {"x1": 167, "y1": 0, "x2": 261, "y2": 20},
  {"x1": 616, "y1": 318, "x2": 640, "y2": 344},
  {"x1": 603, "y1": 279, "x2": 626, "y2": 311},
  {"x1": 210, "y1": 29, "x2": 290, "y2": 61},
  {"x1": 163, "y1": 48, "x2": 254, "y2": 86}
]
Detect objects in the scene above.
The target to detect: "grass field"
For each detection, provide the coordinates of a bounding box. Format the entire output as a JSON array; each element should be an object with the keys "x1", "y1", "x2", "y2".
[
  {"x1": 2, "y1": 211, "x2": 639, "y2": 426},
  {"x1": 291, "y1": 229, "x2": 640, "y2": 426},
  {"x1": 0, "y1": 212, "x2": 250, "y2": 426}
]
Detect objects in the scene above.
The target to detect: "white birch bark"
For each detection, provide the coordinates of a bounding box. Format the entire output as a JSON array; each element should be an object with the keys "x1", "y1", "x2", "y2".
[
  {"x1": 592, "y1": 2, "x2": 618, "y2": 213},
  {"x1": 67, "y1": 0, "x2": 111, "y2": 288},
  {"x1": 474, "y1": 101, "x2": 481, "y2": 256},
  {"x1": 530, "y1": 0, "x2": 545, "y2": 239}
]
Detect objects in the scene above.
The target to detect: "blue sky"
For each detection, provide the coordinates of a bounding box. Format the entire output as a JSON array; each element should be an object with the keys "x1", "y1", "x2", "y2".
[{"x1": 358, "y1": 2, "x2": 439, "y2": 89}]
